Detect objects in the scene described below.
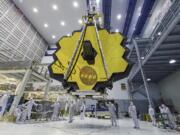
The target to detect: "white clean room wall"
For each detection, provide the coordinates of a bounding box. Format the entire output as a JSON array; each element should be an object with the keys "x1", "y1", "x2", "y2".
[
  {"x1": 0, "y1": 0, "x2": 48, "y2": 62},
  {"x1": 107, "y1": 78, "x2": 130, "y2": 100},
  {"x1": 158, "y1": 70, "x2": 180, "y2": 112}
]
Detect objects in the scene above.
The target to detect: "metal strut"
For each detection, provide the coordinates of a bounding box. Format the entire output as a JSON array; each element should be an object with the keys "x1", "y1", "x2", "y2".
[
  {"x1": 93, "y1": 17, "x2": 109, "y2": 79},
  {"x1": 133, "y1": 39, "x2": 152, "y2": 106},
  {"x1": 64, "y1": 21, "x2": 87, "y2": 80}
]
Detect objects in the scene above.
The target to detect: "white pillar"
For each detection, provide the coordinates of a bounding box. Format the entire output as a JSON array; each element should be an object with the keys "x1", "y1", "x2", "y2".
[
  {"x1": 9, "y1": 69, "x2": 32, "y2": 114},
  {"x1": 44, "y1": 80, "x2": 50, "y2": 100}
]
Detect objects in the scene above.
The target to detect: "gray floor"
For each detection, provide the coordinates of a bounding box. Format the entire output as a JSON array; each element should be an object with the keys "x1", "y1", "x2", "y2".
[{"x1": 0, "y1": 117, "x2": 179, "y2": 135}]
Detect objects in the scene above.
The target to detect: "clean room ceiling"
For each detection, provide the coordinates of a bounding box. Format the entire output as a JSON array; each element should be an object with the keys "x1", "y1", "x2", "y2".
[
  {"x1": 13, "y1": 0, "x2": 87, "y2": 44},
  {"x1": 13, "y1": 0, "x2": 147, "y2": 45}
]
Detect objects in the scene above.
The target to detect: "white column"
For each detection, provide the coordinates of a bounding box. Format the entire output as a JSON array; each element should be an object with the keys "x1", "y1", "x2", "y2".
[
  {"x1": 9, "y1": 69, "x2": 32, "y2": 114},
  {"x1": 44, "y1": 80, "x2": 50, "y2": 100}
]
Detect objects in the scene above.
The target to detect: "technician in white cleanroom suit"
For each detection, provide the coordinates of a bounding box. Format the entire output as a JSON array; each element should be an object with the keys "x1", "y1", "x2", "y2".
[
  {"x1": 24, "y1": 98, "x2": 38, "y2": 120},
  {"x1": 80, "y1": 102, "x2": 86, "y2": 120},
  {"x1": 14, "y1": 105, "x2": 22, "y2": 122},
  {"x1": 51, "y1": 101, "x2": 61, "y2": 121},
  {"x1": 0, "y1": 91, "x2": 10, "y2": 117},
  {"x1": 159, "y1": 106, "x2": 164, "y2": 113},
  {"x1": 162, "y1": 104, "x2": 177, "y2": 129},
  {"x1": 159, "y1": 105, "x2": 168, "y2": 125},
  {"x1": 148, "y1": 105, "x2": 156, "y2": 126},
  {"x1": 65, "y1": 100, "x2": 69, "y2": 114},
  {"x1": 21, "y1": 104, "x2": 28, "y2": 122},
  {"x1": 107, "y1": 102, "x2": 117, "y2": 126},
  {"x1": 128, "y1": 102, "x2": 140, "y2": 129},
  {"x1": 68, "y1": 101, "x2": 76, "y2": 123}
]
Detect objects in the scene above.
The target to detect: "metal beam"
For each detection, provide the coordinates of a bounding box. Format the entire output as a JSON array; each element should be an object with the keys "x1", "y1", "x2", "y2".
[
  {"x1": 127, "y1": 44, "x2": 135, "y2": 59},
  {"x1": 44, "y1": 80, "x2": 50, "y2": 100},
  {"x1": 160, "y1": 43, "x2": 180, "y2": 47},
  {"x1": 0, "y1": 69, "x2": 26, "y2": 74},
  {"x1": 9, "y1": 69, "x2": 32, "y2": 114},
  {"x1": 123, "y1": 0, "x2": 137, "y2": 36},
  {"x1": 150, "y1": 55, "x2": 180, "y2": 60},
  {"x1": 133, "y1": 39, "x2": 152, "y2": 106},
  {"x1": 102, "y1": 0, "x2": 112, "y2": 31},
  {"x1": 146, "y1": 61, "x2": 178, "y2": 64},
  {"x1": 144, "y1": 70, "x2": 174, "y2": 73},
  {"x1": 32, "y1": 72, "x2": 48, "y2": 82}
]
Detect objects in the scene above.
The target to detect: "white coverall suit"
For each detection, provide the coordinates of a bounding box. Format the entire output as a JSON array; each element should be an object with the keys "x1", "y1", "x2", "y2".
[
  {"x1": 24, "y1": 99, "x2": 37, "y2": 120},
  {"x1": 128, "y1": 102, "x2": 140, "y2": 129},
  {"x1": 80, "y1": 103, "x2": 86, "y2": 120},
  {"x1": 21, "y1": 104, "x2": 28, "y2": 121},
  {"x1": 107, "y1": 103, "x2": 117, "y2": 126},
  {"x1": 148, "y1": 106, "x2": 156, "y2": 126},
  {"x1": 14, "y1": 106, "x2": 22, "y2": 122},
  {"x1": 51, "y1": 101, "x2": 61, "y2": 120},
  {"x1": 0, "y1": 93, "x2": 10, "y2": 117},
  {"x1": 68, "y1": 102, "x2": 76, "y2": 123},
  {"x1": 163, "y1": 105, "x2": 177, "y2": 129},
  {"x1": 159, "y1": 106, "x2": 168, "y2": 124}
]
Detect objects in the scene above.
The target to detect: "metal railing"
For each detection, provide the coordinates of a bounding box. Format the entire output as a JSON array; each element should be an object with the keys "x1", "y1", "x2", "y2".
[{"x1": 145, "y1": 0, "x2": 180, "y2": 55}]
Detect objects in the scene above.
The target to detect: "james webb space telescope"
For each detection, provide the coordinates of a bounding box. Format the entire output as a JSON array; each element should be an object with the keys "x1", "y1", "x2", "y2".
[{"x1": 48, "y1": 3, "x2": 130, "y2": 93}]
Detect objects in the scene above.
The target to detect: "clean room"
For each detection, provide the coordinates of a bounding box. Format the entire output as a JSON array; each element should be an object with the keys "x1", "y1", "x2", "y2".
[{"x1": 0, "y1": 0, "x2": 180, "y2": 135}]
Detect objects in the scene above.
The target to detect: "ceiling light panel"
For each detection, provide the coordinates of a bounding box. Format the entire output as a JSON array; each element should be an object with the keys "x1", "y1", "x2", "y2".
[
  {"x1": 52, "y1": 4, "x2": 58, "y2": 10},
  {"x1": 44, "y1": 23, "x2": 48, "y2": 28},
  {"x1": 169, "y1": 59, "x2": 176, "y2": 64},
  {"x1": 52, "y1": 35, "x2": 56, "y2": 39},
  {"x1": 117, "y1": 14, "x2": 122, "y2": 20},
  {"x1": 78, "y1": 19, "x2": 83, "y2": 24},
  {"x1": 115, "y1": 29, "x2": 119, "y2": 32},
  {"x1": 13, "y1": 0, "x2": 87, "y2": 44},
  {"x1": 60, "y1": 21, "x2": 66, "y2": 26},
  {"x1": 73, "y1": 1, "x2": 79, "y2": 8},
  {"x1": 32, "y1": 7, "x2": 38, "y2": 13}
]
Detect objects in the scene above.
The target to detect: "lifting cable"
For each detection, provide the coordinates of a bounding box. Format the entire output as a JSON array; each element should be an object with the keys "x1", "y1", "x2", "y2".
[{"x1": 93, "y1": 17, "x2": 109, "y2": 79}]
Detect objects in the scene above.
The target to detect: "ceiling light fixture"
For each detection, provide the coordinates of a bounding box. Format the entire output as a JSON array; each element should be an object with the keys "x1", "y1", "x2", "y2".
[
  {"x1": 33, "y1": 7, "x2": 38, "y2": 13},
  {"x1": 52, "y1": 4, "x2": 58, "y2": 10},
  {"x1": 73, "y1": 1, "x2": 79, "y2": 8},
  {"x1": 147, "y1": 78, "x2": 151, "y2": 81},
  {"x1": 96, "y1": 0, "x2": 100, "y2": 4},
  {"x1": 117, "y1": 14, "x2": 122, "y2": 20},
  {"x1": 52, "y1": 35, "x2": 56, "y2": 39},
  {"x1": 157, "y1": 32, "x2": 162, "y2": 36},
  {"x1": 115, "y1": 29, "x2": 119, "y2": 33},
  {"x1": 44, "y1": 23, "x2": 48, "y2": 28},
  {"x1": 78, "y1": 19, "x2": 83, "y2": 24},
  {"x1": 99, "y1": 17, "x2": 102, "y2": 23},
  {"x1": 169, "y1": 59, "x2": 176, "y2": 64},
  {"x1": 141, "y1": 56, "x2": 145, "y2": 60},
  {"x1": 60, "y1": 21, "x2": 66, "y2": 26}
]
